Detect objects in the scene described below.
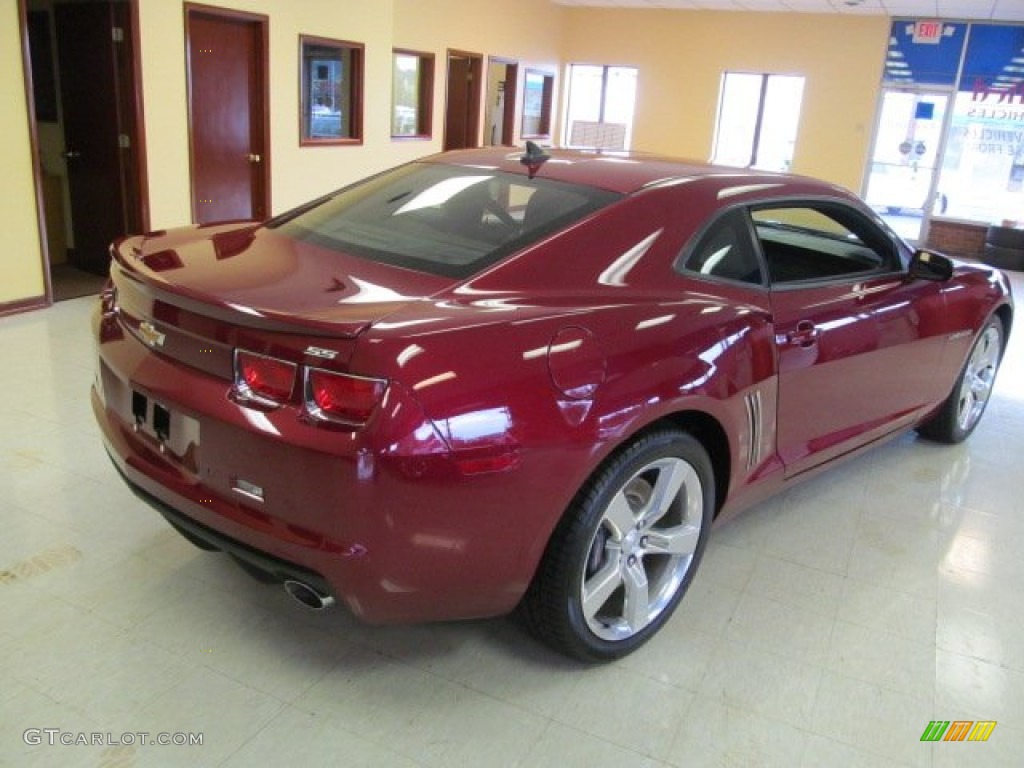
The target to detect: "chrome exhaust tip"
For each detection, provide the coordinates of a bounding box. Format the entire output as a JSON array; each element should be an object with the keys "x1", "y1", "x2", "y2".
[{"x1": 283, "y1": 579, "x2": 336, "y2": 611}]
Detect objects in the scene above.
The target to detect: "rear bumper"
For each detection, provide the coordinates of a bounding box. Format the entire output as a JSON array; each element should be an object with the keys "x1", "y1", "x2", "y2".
[
  {"x1": 91, "y1": 307, "x2": 555, "y2": 624},
  {"x1": 107, "y1": 451, "x2": 333, "y2": 595},
  {"x1": 92, "y1": 378, "x2": 540, "y2": 623}
]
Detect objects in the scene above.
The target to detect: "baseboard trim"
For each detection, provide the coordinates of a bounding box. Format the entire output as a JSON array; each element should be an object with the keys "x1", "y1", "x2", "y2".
[{"x1": 0, "y1": 294, "x2": 50, "y2": 318}]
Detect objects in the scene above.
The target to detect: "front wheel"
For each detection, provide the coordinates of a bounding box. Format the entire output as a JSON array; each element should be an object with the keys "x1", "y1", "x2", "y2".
[
  {"x1": 520, "y1": 429, "x2": 714, "y2": 662},
  {"x1": 917, "y1": 316, "x2": 1004, "y2": 444}
]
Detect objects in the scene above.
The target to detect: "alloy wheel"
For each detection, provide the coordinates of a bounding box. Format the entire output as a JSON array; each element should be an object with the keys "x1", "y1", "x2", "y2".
[
  {"x1": 956, "y1": 325, "x2": 1001, "y2": 432},
  {"x1": 580, "y1": 456, "x2": 703, "y2": 642}
]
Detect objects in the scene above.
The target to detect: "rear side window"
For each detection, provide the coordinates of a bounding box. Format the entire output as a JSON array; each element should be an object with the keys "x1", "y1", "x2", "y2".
[
  {"x1": 678, "y1": 208, "x2": 764, "y2": 285},
  {"x1": 269, "y1": 163, "x2": 620, "y2": 278},
  {"x1": 751, "y1": 203, "x2": 899, "y2": 284}
]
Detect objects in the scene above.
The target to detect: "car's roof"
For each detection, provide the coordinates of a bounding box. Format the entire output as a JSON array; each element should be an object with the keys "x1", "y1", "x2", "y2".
[{"x1": 426, "y1": 147, "x2": 842, "y2": 198}]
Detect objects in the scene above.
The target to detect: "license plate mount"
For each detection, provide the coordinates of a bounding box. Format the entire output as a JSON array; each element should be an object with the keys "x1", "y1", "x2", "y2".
[{"x1": 127, "y1": 389, "x2": 201, "y2": 472}]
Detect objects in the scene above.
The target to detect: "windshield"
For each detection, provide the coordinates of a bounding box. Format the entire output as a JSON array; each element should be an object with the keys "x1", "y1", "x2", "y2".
[{"x1": 268, "y1": 163, "x2": 621, "y2": 278}]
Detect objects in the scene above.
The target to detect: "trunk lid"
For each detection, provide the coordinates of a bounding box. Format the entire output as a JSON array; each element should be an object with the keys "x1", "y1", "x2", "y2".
[
  {"x1": 110, "y1": 222, "x2": 455, "y2": 380},
  {"x1": 112, "y1": 222, "x2": 455, "y2": 337}
]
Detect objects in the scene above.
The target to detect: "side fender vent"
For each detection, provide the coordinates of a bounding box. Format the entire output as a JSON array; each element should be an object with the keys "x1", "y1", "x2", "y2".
[{"x1": 744, "y1": 390, "x2": 763, "y2": 471}]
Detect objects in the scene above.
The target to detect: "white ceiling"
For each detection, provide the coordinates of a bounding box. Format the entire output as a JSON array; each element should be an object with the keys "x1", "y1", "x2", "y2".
[{"x1": 552, "y1": 0, "x2": 1024, "y2": 23}]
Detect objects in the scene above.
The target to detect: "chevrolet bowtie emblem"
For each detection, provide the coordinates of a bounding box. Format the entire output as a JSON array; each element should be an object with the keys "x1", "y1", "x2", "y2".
[{"x1": 139, "y1": 321, "x2": 166, "y2": 348}]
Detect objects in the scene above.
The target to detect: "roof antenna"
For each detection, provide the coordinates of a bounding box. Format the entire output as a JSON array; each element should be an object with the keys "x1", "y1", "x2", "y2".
[{"x1": 520, "y1": 141, "x2": 550, "y2": 179}]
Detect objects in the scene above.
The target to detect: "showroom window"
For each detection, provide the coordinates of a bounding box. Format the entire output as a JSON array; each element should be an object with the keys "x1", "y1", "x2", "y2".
[
  {"x1": 300, "y1": 35, "x2": 363, "y2": 145},
  {"x1": 711, "y1": 72, "x2": 805, "y2": 172},
  {"x1": 522, "y1": 70, "x2": 554, "y2": 139},
  {"x1": 866, "y1": 20, "x2": 1024, "y2": 238},
  {"x1": 936, "y1": 23, "x2": 1024, "y2": 224},
  {"x1": 564, "y1": 64, "x2": 638, "y2": 150},
  {"x1": 392, "y1": 49, "x2": 434, "y2": 139},
  {"x1": 882, "y1": 19, "x2": 965, "y2": 88}
]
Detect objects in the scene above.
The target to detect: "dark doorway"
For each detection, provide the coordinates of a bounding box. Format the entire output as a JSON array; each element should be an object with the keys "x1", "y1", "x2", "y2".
[
  {"x1": 484, "y1": 58, "x2": 518, "y2": 147},
  {"x1": 444, "y1": 50, "x2": 483, "y2": 151},
  {"x1": 22, "y1": 0, "x2": 148, "y2": 292},
  {"x1": 185, "y1": 5, "x2": 270, "y2": 224}
]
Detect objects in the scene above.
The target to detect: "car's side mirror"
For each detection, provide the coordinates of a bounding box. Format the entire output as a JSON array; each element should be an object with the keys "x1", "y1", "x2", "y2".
[{"x1": 909, "y1": 249, "x2": 953, "y2": 282}]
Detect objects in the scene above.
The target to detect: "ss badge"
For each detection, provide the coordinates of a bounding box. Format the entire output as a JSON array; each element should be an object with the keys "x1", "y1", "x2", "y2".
[{"x1": 305, "y1": 346, "x2": 338, "y2": 360}]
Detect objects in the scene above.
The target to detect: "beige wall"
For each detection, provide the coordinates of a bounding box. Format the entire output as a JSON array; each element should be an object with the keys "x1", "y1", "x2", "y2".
[
  {"x1": 1, "y1": 1, "x2": 46, "y2": 305},
  {"x1": 561, "y1": 9, "x2": 889, "y2": 193},
  {"x1": 3, "y1": 0, "x2": 893, "y2": 311}
]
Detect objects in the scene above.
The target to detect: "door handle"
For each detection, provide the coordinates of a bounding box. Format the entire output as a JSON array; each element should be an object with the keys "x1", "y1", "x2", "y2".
[
  {"x1": 62, "y1": 150, "x2": 81, "y2": 160},
  {"x1": 246, "y1": 153, "x2": 262, "y2": 164},
  {"x1": 786, "y1": 321, "x2": 820, "y2": 348}
]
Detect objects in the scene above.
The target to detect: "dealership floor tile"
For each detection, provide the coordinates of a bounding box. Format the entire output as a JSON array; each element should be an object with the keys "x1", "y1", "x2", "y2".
[{"x1": 1, "y1": 271, "x2": 1022, "y2": 767}]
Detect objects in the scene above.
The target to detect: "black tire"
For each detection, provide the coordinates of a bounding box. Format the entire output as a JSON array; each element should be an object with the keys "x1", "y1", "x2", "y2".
[
  {"x1": 519, "y1": 429, "x2": 714, "y2": 662},
  {"x1": 917, "y1": 316, "x2": 1004, "y2": 444},
  {"x1": 985, "y1": 225, "x2": 1024, "y2": 251}
]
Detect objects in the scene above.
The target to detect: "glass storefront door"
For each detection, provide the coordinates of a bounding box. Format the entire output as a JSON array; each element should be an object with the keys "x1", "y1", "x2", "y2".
[{"x1": 864, "y1": 90, "x2": 950, "y2": 243}]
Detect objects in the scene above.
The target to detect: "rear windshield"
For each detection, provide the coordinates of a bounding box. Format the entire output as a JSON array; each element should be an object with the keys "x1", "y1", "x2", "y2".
[{"x1": 268, "y1": 163, "x2": 621, "y2": 278}]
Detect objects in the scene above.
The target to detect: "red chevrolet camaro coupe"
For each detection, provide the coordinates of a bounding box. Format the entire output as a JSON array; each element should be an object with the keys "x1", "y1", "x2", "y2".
[{"x1": 93, "y1": 147, "x2": 1013, "y2": 660}]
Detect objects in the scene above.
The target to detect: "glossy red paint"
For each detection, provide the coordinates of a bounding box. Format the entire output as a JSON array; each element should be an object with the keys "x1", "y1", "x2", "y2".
[{"x1": 92, "y1": 148, "x2": 1014, "y2": 627}]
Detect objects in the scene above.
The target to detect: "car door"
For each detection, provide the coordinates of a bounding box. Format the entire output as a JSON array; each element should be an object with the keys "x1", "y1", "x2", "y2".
[
  {"x1": 674, "y1": 206, "x2": 779, "y2": 483},
  {"x1": 755, "y1": 201, "x2": 948, "y2": 477}
]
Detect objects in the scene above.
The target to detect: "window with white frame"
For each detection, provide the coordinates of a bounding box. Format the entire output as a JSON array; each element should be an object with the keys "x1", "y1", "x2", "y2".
[
  {"x1": 564, "y1": 64, "x2": 638, "y2": 150},
  {"x1": 711, "y1": 72, "x2": 804, "y2": 172}
]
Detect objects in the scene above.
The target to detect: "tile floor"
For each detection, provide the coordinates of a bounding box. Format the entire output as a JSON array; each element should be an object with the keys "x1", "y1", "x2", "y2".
[{"x1": 1, "y1": 271, "x2": 1022, "y2": 767}]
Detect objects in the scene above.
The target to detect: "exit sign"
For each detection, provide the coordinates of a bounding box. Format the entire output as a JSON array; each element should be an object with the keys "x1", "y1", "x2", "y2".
[{"x1": 913, "y1": 20, "x2": 944, "y2": 44}]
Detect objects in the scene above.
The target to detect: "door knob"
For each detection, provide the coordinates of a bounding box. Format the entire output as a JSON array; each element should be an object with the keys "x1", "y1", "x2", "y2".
[
  {"x1": 62, "y1": 150, "x2": 81, "y2": 160},
  {"x1": 247, "y1": 153, "x2": 262, "y2": 164}
]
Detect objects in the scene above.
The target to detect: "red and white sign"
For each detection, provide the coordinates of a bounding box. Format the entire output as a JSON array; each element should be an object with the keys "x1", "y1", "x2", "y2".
[{"x1": 913, "y1": 20, "x2": 944, "y2": 44}]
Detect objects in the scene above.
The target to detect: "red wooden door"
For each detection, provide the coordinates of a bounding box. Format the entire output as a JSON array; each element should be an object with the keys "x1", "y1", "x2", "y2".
[
  {"x1": 54, "y1": 1, "x2": 128, "y2": 274},
  {"x1": 186, "y1": 8, "x2": 268, "y2": 224},
  {"x1": 501, "y1": 64, "x2": 518, "y2": 146},
  {"x1": 444, "y1": 52, "x2": 482, "y2": 150}
]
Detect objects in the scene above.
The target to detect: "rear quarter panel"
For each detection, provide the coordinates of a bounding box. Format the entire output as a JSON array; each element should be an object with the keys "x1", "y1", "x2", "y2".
[{"x1": 350, "y1": 191, "x2": 780, "y2": 588}]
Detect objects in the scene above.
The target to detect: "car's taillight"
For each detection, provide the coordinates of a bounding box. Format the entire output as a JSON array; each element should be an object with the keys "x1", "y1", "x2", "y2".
[
  {"x1": 233, "y1": 350, "x2": 297, "y2": 406},
  {"x1": 304, "y1": 368, "x2": 387, "y2": 426}
]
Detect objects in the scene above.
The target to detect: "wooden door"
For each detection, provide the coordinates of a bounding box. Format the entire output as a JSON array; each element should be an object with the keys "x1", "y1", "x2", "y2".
[
  {"x1": 110, "y1": 1, "x2": 145, "y2": 237},
  {"x1": 185, "y1": 7, "x2": 269, "y2": 224},
  {"x1": 54, "y1": 2, "x2": 128, "y2": 274},
  {"x1": 501, "y1": 64, "x2": 518, "y2": 146},
  {"x1": 444, "y1": 51, "x2": 482, "y2": 150}
]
